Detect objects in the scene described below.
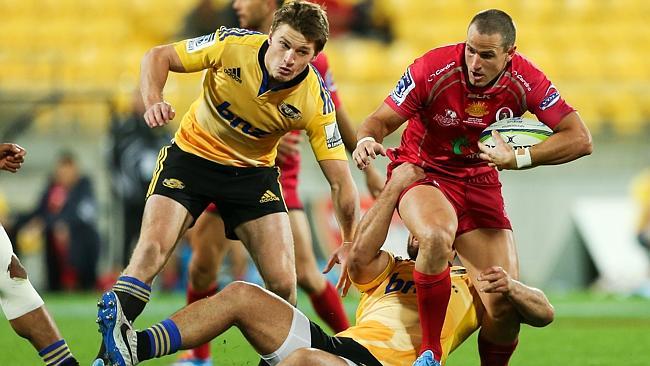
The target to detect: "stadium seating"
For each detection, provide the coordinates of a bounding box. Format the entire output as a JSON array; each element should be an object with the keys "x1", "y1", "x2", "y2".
[{"x1": 0, "y1": 0, "x2": 647, "y2": 134}]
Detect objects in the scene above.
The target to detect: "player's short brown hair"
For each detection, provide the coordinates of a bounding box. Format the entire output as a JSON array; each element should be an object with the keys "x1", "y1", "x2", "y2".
[
  {"x1": 469, "y1": 9, "x2": 516, "y2": 50},
  {"x1": 271, "y1": 1, "x2": 329, "y2": 53}
]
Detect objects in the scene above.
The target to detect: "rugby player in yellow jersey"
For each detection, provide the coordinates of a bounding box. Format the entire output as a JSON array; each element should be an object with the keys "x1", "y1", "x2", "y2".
[
  {"x1": 96, "y1": 163, "x2": 554, "y2": 366},
  {"x1": 93, "y1": 2, "x2": 359, "y2": 365}
]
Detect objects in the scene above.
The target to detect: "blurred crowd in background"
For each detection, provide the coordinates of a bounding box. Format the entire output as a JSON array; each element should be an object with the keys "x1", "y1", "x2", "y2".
[{"x1": 0, "y1": 0, "x2": 649, "y2": 294}]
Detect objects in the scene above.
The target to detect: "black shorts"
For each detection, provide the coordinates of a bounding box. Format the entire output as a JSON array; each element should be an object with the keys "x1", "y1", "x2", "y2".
[
  {"x1": 147, "y1": 143, "x2": 287, "y2": 239},
  {"x1": 309, "y1": 322, "x2": 382, "y2": 366}
]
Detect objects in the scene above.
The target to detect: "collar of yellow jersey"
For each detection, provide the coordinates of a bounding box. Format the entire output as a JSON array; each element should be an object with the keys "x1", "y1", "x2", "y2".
[{"x1": 257, "y1": 41, "x2": 310, "y2": 96}]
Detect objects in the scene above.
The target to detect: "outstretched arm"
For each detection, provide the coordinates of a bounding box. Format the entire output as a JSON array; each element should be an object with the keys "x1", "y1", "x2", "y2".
[
  {"x1": 347, "y1": 163, "x2": 425, "y2": 285},
  {"x1": 478, "y1": 266, "x2": 555, "y2": 327},
  {"x1": 335, "y1": 104, "x2": 385, "y2": 198},
  {"x1": 353, "y1": 103, "x2": 407, "y2": 170}
]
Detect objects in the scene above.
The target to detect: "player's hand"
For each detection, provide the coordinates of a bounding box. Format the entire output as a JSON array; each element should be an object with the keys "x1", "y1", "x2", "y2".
[
  {"x1": 143, "y1": 101, "x2": 176, "y2": 128},
  {"x1": 387, "y1": 162, "x2": 425, "y2": 192},
  {"x1": 363, "y1": 164, "x2": 385, "y2": 199},
  {"x1": 275, "y1": 132, "x2": 302, "y2": 165},
  {"x1": 353, "y1": 139, "x2": 386, "y2": 170},
  {"x1": 323, "y1": 242, "x2": 352, "y2": 296},
  {"x1": 477, "y1": 130, "x2": 516, "y2": 170},
  {"x1": 0, "y1": 143, "x2": 26, "y2": 173},
  {"x1": 477, "y1": 266, "x2": 514, "y2": 295}
]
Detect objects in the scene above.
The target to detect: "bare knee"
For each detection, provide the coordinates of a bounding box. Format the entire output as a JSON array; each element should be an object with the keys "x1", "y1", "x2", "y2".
[
  {"x1": 295, "y1": 263, "x2": 323, "y2": 294},
  {"x1": 189, "y1": 259, "x2": 217, "y2": 291},
  {"x1": 8, "y1": 255, "x2": 27, "y2": 279},
  {"x1": 416, "y1": 226, "x2": 455, "y2": 262},
  {"x1": 486, "y1": 297, "x2": 520, "y2": 327},
  {"x1": 280, "y1": 348, "x2": 315, "y2": 365},
  {"x1": 265, "y1": 277, "x2": 296, "y2": 304}
]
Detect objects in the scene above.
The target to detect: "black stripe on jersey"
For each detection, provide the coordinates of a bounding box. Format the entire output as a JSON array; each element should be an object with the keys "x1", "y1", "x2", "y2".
[{"x1": 310, "y1": 64, "x2": 335, "y2": 115}]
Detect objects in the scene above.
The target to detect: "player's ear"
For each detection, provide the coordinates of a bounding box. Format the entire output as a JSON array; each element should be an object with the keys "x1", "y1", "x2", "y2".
[{"x1": 506, "y1": 45, "x2": 516, "y2": 62}]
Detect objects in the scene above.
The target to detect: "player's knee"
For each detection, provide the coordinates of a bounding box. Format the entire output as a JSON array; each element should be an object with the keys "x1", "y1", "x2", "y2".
[
  {"x1": 8, "y1": 255, "x2": 28, "y2": 279},
  {"x1": 281, "y1": 348, "x2": 315, "y2": 365},
  {"x1": 265, "y1": 277, "x2": 296, "y2": 303},
  {"x1": 487, "y1": 298, "x2": 520, "y2": 326},
  {"x1": 416, "y1": 227, "x2": 454, "y2": 258},
  {"x1": 189, "y1": 262, "x2": 217, "y2": 290}
]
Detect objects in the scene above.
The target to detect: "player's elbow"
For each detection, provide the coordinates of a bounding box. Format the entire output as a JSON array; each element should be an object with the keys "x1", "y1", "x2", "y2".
[{"x1": 576, "y1": 129, "x2": 593, "y2": 157}]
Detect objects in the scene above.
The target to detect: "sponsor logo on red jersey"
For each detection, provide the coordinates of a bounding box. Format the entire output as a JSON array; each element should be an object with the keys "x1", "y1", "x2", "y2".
[
  {"x1": 391, "y1": 68, "x2": 416, "y2": 106},
  {"x1": 465, "y1": 101, "x2": 489, "y2": 117}
]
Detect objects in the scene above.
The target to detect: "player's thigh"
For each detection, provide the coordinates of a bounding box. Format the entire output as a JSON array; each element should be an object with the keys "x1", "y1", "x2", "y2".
[
  {"x1": 454, "y1": 228, "x2": 519, "y2": 315},
  {"x1": 398, "y1": 184, "x2": 458, "y2": 242},
  {"x1": 279, "y1": 348, "x2": 352, "y2": 366},
  {"x1": 130, "y1": 195, "x2": 194, "y2": 264},
  {"x1": 235, "y1": 212, "x2": 295, "y2": 283},
  {"x1": 188, "y1": 211, "x2": 232, "y2": 270}
]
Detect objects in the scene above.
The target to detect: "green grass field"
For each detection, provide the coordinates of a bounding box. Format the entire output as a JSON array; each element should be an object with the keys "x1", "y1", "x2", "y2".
[{"x1": 2, "y1": 291, "x2": 649, "y2": 365}]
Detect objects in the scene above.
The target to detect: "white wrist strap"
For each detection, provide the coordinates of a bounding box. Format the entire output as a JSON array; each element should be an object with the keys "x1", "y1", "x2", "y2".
[
  {"x1": 356, "y1": 136, "x2": 376, "y2": 147},
  {"x1": 515, "y1": 147, "x2": 532, "y2": 169}
]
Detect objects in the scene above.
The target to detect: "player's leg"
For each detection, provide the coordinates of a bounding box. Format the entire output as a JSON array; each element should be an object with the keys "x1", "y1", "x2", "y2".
[
  {"x1": 236, "y1": 212, "x2": 297, "y2": 305},
  {"x1": 95, "y1": 195, "x2": 194, "y2": 364},
  {"x1": 1, "y1": 227, "x2": 79, "y2": 365},
  {"x1": 290, "y1": 209, "x2": 349, "y2": 332},
  {"x1": 454, "y1": 228, "x2": 520, "y2": 366},
  {"x1": 102, "y1": 281, "x2": 296, "y2": 365},
  {"x1": 229, "y1": 240, "x2": 249, "y2": 281},
  {"x1": 175, "y1": 209, "x2": 230, "y2": 366},
  {"x1": 398, "y1": 184, "x2": 457, "y2": 364},
  {"x1": 278, "y1": 349, "x2": 351, "y2": 366}
]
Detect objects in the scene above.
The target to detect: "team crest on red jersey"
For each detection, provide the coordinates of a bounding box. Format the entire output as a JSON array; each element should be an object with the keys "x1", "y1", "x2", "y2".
[{"x1": 465, "y1": 101, "x2": 489, "y2": 117}]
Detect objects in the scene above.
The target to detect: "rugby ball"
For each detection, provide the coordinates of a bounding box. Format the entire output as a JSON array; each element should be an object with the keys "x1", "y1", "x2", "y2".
[{"x1": 479, "y1": 117, "x2": 553, "y2": 149}]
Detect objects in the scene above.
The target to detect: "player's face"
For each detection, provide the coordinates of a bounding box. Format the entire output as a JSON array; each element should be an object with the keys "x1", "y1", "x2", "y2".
[
  {"x1": 233, "y1": 0, "x2": 271, "y2": 31},
  {"x1": 465, "y1": 24, "x2": 515, "y2": 87},
  {"x1": 266, "y1": 24, "x2": 317, "y2": 83}
]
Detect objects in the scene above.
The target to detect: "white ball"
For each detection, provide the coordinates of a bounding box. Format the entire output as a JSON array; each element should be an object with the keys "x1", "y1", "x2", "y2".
[{"x1": 479, "y1": 117, "x2": 553, "y2": 149}]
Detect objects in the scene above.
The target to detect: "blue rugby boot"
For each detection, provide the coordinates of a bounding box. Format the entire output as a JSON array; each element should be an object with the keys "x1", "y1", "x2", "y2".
[{"x1": 96, "y1": 291, "x2": 138, "y2": 366}]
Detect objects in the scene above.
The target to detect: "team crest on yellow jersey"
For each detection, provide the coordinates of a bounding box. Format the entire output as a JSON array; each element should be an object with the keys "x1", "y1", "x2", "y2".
[
  {"x1": 278, "y1": 102, "x2": 302, "y2": 120},
  {"x1": 465, "y1": 101, "x2": 489, "y2": 117},
  {"x1": 162, "y1": 178, "x2": 185, "y2": 189}
]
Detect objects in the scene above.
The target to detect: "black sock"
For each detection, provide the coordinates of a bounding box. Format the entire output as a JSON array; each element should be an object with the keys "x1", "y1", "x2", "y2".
[{"x1": 96, "y1": 276, "x2": 152, "y2": 360}]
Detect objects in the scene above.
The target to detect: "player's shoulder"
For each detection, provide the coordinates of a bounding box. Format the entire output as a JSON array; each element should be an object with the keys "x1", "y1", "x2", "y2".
[
  {"x1": 412, "y1": 43, "x2": 464, "y2": 80},
  {"x1": 215, "y1": 26, "x2": 266, "y2": 47},
  {"x1": 508, "y1": 52, "x2": 549, "y2": 88},
  {"x1": 303, "y1": 64, "x2": 335, "y2": 116}
]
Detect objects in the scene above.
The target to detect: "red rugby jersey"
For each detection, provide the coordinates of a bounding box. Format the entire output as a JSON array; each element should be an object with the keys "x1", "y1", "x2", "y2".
[{"x1": 384, "y1": 43, "x2": 574, "y2": 179}]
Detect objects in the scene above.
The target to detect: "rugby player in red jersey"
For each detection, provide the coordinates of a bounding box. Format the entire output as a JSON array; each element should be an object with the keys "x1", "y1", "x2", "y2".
[{"x1": 350, "y1": 9, "x2": 592, "y2": 366}]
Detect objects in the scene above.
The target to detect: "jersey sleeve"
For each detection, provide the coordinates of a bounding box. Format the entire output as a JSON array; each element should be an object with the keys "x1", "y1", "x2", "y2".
[
  {"x1": 305, "y1": 72, "x2": 347, "y2": 161},
  {"x1": 311, "y1": 53, "x2": 341, "y2": 109},
  {"x1": 525, "y1": 68, "x2": 575, "y2": 130},
  {"x1": 352, "y1": 252, "x2": 396, "y2": 293},
  {"x1": 384, "y1": 56, "x2": 430, "y2": 119},
  {"x1": 172, "y1": 28, "x2": 226, "y2": 72}
]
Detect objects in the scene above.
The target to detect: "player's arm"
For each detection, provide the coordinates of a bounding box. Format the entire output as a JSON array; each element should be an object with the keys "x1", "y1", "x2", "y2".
[
  {"x1": 527, "y1": 111, "x2": 592, "y2": 165},
  {"x1": 140, "y1": 45, "x2": 187, "y2": 127},
  {"x1": 479, "y1": 111, "x2": 592, "y2": 170},
  {"x1": 353, "y1": 103, "x2": 407, "y2": 170},
  {"x1": 319, "y1": 159, "x2": 359, "y2": 246},
  {"x1": 348, "y1": 163, "x2": 425, "y2": 284},
  {"x1": 478, "y1": 266, "x2": 555, "y2": 327},
  {"x1": 335, "y1": 104, "x2": 385, "y2": 198}
]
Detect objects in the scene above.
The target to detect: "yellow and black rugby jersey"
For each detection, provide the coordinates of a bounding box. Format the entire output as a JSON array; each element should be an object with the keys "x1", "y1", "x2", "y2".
[
  {"x1": 336, "y1": 253, "x2": 479, "y2": 366},
  {"x1": 171, "y1": 27, "x2": 345, "y2": 167}
]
